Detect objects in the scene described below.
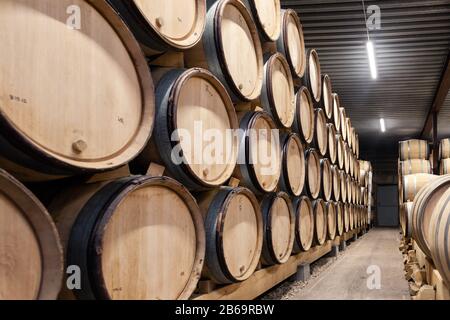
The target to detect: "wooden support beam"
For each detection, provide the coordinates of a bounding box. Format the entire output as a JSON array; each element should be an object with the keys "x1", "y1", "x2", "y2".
[{"x1": 421, "y1": 52, "x2": 450, "y2": 138}]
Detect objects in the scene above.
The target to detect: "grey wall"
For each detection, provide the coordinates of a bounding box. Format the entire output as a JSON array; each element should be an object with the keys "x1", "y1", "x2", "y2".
[{"x1": 376, "y1": 185, "x2": 399, "y2": 227}]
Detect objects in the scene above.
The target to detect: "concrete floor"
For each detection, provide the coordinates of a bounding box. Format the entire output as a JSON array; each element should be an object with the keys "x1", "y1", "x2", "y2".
[{"x1": 291, "y1": 228, "x2": 410, "y2": 300}]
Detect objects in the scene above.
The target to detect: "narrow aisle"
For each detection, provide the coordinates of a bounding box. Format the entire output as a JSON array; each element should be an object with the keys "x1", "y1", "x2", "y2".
[{"x1": 292, "y1": 228, "x2": 410, "y2": 300}]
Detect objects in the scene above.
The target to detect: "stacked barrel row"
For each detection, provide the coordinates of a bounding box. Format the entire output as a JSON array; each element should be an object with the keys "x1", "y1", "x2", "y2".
[
  {"x1": 439, "y1": 138, "x2": 450, "y2": 175},
  {"x1": 0, "y1": 0, "x2": 370, "y2": 301}
]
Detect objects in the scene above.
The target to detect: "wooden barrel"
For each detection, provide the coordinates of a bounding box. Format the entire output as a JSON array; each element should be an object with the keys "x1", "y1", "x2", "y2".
[
  {"x1": 293, "y1": 87, "x2": 315, "y2": 145},
  {"x1": 343, "y1": 203, "x2": 350, "y2": 232},
  {"x1": 355, "y1": 133, "x2": 360, "y2": 159},
  {"x1": 305, "y1": 149, "x2": 321, "y2": 199},
  {"x1": 261, "y1": 53, "x2": 295, "y2": 128},
  {"x1": 346, "y1": 118, "x2": 352, "y2": 146},
  {"x1": 344, "y1": 143, "x2": 351, "y2": 174},
  {"x1": 352, "y1": 179, "x2": 357, "y2": 205},
  {"x1": 0, "y1": 0, "x2": 155, "y2": 182},
  {"x1": 304, "y1": 49, "x2": 322, "y2": 103},
  {"x1": 279, "y1": 133, "x2": 306, "y2": 196},
  {"x1": 354, "y1": 156, "x2": 360, "y2": 182},
  {"x1": 403, "y1": 174, "x2": 439, "y2": 202},
  {"x1": 313, "y1": 108, "x2": 328, "y2": 156},
  {"x1": 399, "y1": 139, "x2": 430, "y2": 161},
  {"x1": 349, "y1": 205, "x2": 354, "y2": 230},
  {"x1": 321, "y1": 158, "x2": 332, "y2": 202},
  {"x1": 313, "y1": 199, "x2": 327, "y2": 246},
  {"x1": 326, "y1": 202, "x2": 337, "y2": 240},
  {"x1": 109, "y1": 0, "x2": 206, "y2": 54},
  {"x1": 292, "y1": 197, "x2": 314, "y2": 253},
  {"x1": 349, "y1": 151, "x2": 354, "y2": 178},
  {"x1": 412, "y1": 175, "x2": 450, "y2": 258},
  {"x1": 351, "y1": 127, "x2": 357, "y2": 154},
  {"x1": 360, "y1": 160, "x2": 372, "y2": 172},
  {"x1": 197, "y1": 186, "x2": 262, "y2": 284},
  {"x1": 399, "y1": 159, "x2": 432, "y2": 175},
  {"x1": 0, "y1": 169, "x2": 62, "y2": 300},
  {"x1": 185, "y1": 0, "x2": 263, "y2": 102},
  {"x1": 429, "y1": 186, "x2": 450, "y2": 287},
  {"x1": 260, "y1": 192, "x2": 295, "y2": 265},
  {"x1": 321, "y1": 74, "x2": 333, "y2": 120},
  {"x1": 440, "y1": 158, "x2": 450, "y2": 175},
  {"x1": 234, "y1": 111, "x2": 282, "y2": 195},
  {"x1": 50, "y1": 175, "x2": 205, "y2": 300},
  {"x1": 331, "y1": 165, "x2": 341, "y2": 202},
  {"x1": 339, "y1": 108, "x2": 348, "y2": 142},
  {"x1": 327, "y1": 124, "x2": 338, "y2": 164},
  {"x1": 336, "y1": 202, "x2": 344, "y2": 236},
  {"x1": 135, "y1": 68, "x2": 238, "y2": 190},
  {"x1": 337, "y1": 134, "x2": 345, "y2": 170},
  {"x1": 439, "y1": 138, "x2": 450, "y2": 160},
  {"x1": 243, "y1": 0, "x2": 281, "y2": 42},
  {"x1": 400, "y1": 201, "x2": 414, "y2": 238},
  {"x1": 332, "y1": 93, "x2": 341, "y2": 133},
  {"x1": 346, "y1": 174, "x2": 352, "y2": 204},
  {"x1": 277, "y1": 9, "x2": 306, "y2": 78},
  {"x1": 340, "y1": 170, "x2": 347, "y2": 203}
]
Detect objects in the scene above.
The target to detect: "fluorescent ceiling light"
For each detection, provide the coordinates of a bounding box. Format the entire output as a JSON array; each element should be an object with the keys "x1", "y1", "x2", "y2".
[
  {"x1": 380, "y1": 118, "x2": 386, "y2": 132},
  {"x1": 367, "y1": 41, "x2": 378, "y2": 79}
]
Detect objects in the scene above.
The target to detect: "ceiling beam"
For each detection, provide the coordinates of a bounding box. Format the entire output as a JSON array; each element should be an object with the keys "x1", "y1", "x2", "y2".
[{"x1": 420, "y1": 51, "x2": 450, "y2": 138}]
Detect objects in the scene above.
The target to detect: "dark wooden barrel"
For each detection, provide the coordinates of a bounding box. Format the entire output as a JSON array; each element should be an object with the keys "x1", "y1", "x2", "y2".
[
  {"x1": 197, "y1": 186, "x2": 263, "y2": 284},
  {"x1": 243, "y1": 0, "x2": 281, "y2": 42},
  {"x1": 313, "y1": 199, "x2": 327, "y2": 246},
  {"x1": 50, "y1": 176, "x2": 205, "y2": 300},
  {"x1": 293, "y1": 87, "x2": 315, "y2": 145},
  {"x1": 0, "y1": 0, "x2": 155, "y2": 182},
  {"x1": 331, "y1": 165, "x2": 341, "y2": 202},
  {"x1": 0, "y1": 169, "x2": 62, "y2": 300},
  {"x1": 305, "y1": 148, "x2": 321, "y2": 199},
  {"x1": 321, "y1": 158, "x2": 333, "y2": 202},
  {"x1": 321, "y1": 74, "x2": 333, "y2": 120},
  {"x1": 326, "y1": 202, "x2": 337, "y2": 240},
  {"x1": 292, "y1": 196, "x2": 314, "y2": 253},
  {"x1": 279, "y1": 133, "x2": 306, "y2": 196},
  {"x1": 260, "y1": 192, "x2": 295, "y2": 265},
  {"x1": 314, "y1": 108, "x2": 328, "y2": 156}
]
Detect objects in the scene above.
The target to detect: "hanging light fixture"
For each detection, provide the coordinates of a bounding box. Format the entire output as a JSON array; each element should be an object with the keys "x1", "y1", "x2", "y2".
[{"x1": 363, "y1": 0, "x2": 378, "y2": 80}]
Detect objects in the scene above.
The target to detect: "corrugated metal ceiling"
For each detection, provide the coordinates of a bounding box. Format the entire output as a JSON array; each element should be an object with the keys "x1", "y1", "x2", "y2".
[{"x1": 281, "y1": 0, "x2": 450, "y2": 174}]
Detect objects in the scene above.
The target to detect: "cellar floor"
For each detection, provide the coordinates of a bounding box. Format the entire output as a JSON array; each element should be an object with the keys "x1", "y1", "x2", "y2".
[{"x1": 291, "y1": 228, "x2": 410, "y2": 300}]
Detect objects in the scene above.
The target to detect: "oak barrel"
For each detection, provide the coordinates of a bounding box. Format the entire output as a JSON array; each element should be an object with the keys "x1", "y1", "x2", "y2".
[
  {"x1": 346, "y1": 118, "x2": 352, "y2": 146},
  {"x1": 339, "y1": 108, "x2": 348, "y2": 142},
  {"x1": 343, "y1": 203, "x2": 350, "y2": 232},
  {"x1": 440, "y1": 158, "x2": 450, "y2": 175},
  {"x1": 292, "y1": 197, "x2": 314, "y2": 253},
  {"x1": 344, "y1": 143, "x2": 351, "y2": 174},
  {"x1": 332, "y1": 93, "x2": 341, "y2": 133},
  {"x1": 276, "y1": 9, "x2": 306, "y2": 78},
  {"x1": 336, "y1": 202, "x2": 344, "y2": 236},
  {"x1": 402, "y1": 173, "x2": 439, "y2": 202},
  {"x1": 304, "y1": 49, "x2": 322, "y2": 103},
  {"x1": 313, "y1": 199, "x2": 328, "y2": 246},
  {"x1": 243, "y1": 0, "x2": 281, "y2": 42},
  {"x1": 305, "y1": 149, "x2": 321, "y2": 199},
  {"x1": 185, "y1": 0, "x2": 263, "y2": 102},
  {"x1": 400, "y1": 201, "x2": 414, "y2": 238},
  {"x1": 260, "y1": 192, "x2": 295, "y2": 265},
  {"x1": 321, "y1": 75, "x2": 333, "y2": 120},
  {"x1": 327, "y1": 124, "x2": 338, "y2": 164},
  {"x1": 340, "y1": 170, "x2": 347, "y2": 203},
  {"x1": 0, "y1": 169, "x2": 62, "y2": 300},
  {"x1": 0, "y1": 0, "x2": 155, "y2": 181},
  {"x1": 331, "y1": 165, "x2": 341, "y2": 202},
  {"x1": 321, "y1": 158, "x2": 333, "y2": 202},
  {"x1": 197, "y1": 186, "x2": 263, "y2": 284},
  {"x1": 399, "y1": 139, "x2": 430, "y2": 161},
  {"x1": 293, "y1": 87, "x2": 315, "y2": 145},
  {"x1": 279, "y1": 133, "x2": 306, "y2": 197},
  {"x1": 314, "y1": 108, "x2": 328, "y2": 157},
  {"x1": 439, "y1": 138, "x2": 450, "y2": 160},
  {"x1": 261, "y1": 53, "x2": 296, "y2": 128},
  {"x1": 337, "y1": 134, "x2": 345, "y2": 170},
  {"x1": 326, "y1": 202, "x2": 337, "y2": 240},
  {"x1": 108, "y1": 0, "x2": 206, "y2": 54},
  {"x1": 399, "y1": 159, "x2": 432, "y2": 176},
  {"x1": 50, "y1": 175, "x2": 205, "y2": 300}
]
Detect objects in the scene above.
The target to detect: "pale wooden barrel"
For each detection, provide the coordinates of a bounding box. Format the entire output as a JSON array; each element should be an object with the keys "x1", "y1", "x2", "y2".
[
  {"x1": 314, "y1": 108, "x2": 328, "y2": 156},
  {"x1": 429, "y1": 186, "x2": 450, "y2": 287},
  {"x1": 326, "y1": 202, "x2": 337, "y2": 240},
  {"x1": 440, "y1": 158, "x2": 450, "y2": 175},
  {"x1": 399, "y1": 159, "x2": 432, "y2": 176},
  {"x1": 304, "y1": 49, "x2": 322, "y2": 103},
  {"x1": 354, "y1": 156, "x2": 360, "y2": 182},
  {"x1": 344, "y1": 203, "x2": 350, "y2": 232},
  {"x1": 403, "y1": 174, "x2": 439, "y2": 202},
  {"x1": 50, "y1": 175, "x2": 205, "y2": 300},
  {"x1": 0, "y1": 169, "x2": 62, "y2": 300},
  {"x1": 260, "y1": 192, "x2": 295, "y2": 265},
  {"x1": 293, "y1": 87, "x2": 315, "y2": 145},
  {"x1": 279, "y1": 133, "x2": 306, "y2": 196},
  {"x1": 327, "y1": 124, "x2": 338, "y2": 164},
  {"x1": 0, "y1": 0, "x2": 155, "y2": 182},
  {"x1": 185, "y1": 0, "x2": 263, "y2": 102},
  {"x1": 351, "y1": 127, "x2": 357, "y2": 154},
  {"x1": 346, "y1": 173, "x2": 352, "y2": 204},
  {"x1": 339, "y1": 108, "x2": 348, "y2": 142},
  {"x1": 336, "y1": 202, "x2": 344, "y2": 236},
  {"x1": 321, "y1": 158, "x2": 333, "y2": 202},
  {"x1": 355, "y1": 133, "x2": 360, "y2": 159},
  {"x1": 305, "y1": 149, "x2": 321, "y2": 199},
  {"x1": 439, "y1": 138, "x2": 450, "y2": 160},
  {"x1": 331, "y1": 165, "x2": 341, "y2": 202},
  {"x1": 337, "y1": 134, "x2": 345, "y2": 170},
  {"x1": 349, "y1": 151, "x2": 354, "y2": 178},
  {"x1": 313, "y1": 199, "x2": 327, "y2": 246},
  {"x1": 340, "y1": 170, "x2": 348, "y2": 203},
  {"x1": 277, "y1": 9, "x2": 306, "y2": 78},
  {"x1": 360, "y1": 160, "x2": 372, "y2": 173},
  {"x1": 234, "y1": 111, "x2": 282, "y2": 195},
  {"x1": 399, "y1": 139, "x2": 430, "y2": 161},
  {"x1": 292, "y1": 197, "x2": 314, "y2": 253},
  {"x1": 109, "y1": 0, "x2": 206, "y2": 54},
  {"x1": 197, "y1": 186, "x2": 262, "y2": 284},
  {"x1": 243, "y1": 0, "x2": 281, "y2": 42},
  {"x1": 321, "y1": 74, "x2": 333, "y2": 120},
  {"x1": 136, "y1": 68, "x2": 238, "y2": 190},
  {"x1": 412, "y1": 175, "x2": 450, "y2": 258},
  {"x1": 344, "y1": 143, "x2": 351, "y2": 174},
  {"x1": 346, "y1": 118, "x2": 352, "y2": 146},
  {"x1": 332, "y1": 93, "x2": 341, "y2": 133},
  {"x1": 349, "y1": 204, "x2": 354, "y2": 230},
  {"x1": 261, "y1": 53, "x2": 295, "y2": 128},
  {"x1": 400, "y1": 201, "x2": 414, "y2": 238}
]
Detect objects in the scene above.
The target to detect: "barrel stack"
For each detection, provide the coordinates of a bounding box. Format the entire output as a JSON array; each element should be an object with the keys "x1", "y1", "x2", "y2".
[
  {"x1": 439, "y1": 138, "x2": 450, "y2": 175},
  {"x1": 0, "y1": 0, "x2": 371, "y2": 300}
]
